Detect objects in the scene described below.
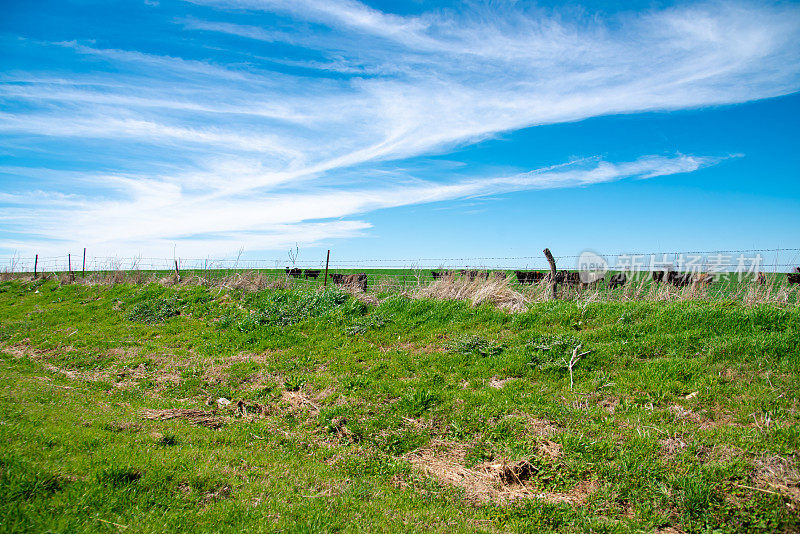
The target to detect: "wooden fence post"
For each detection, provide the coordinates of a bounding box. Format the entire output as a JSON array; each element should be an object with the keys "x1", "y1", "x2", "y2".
[
  {"x1": 174, "y1": 259, "x2": 181, "y2": 282},
  {"x1": 68, "y1": 254, "x2": 73, "y2": 281},
  {"x1": 34, "y1": 254, "x2": 38, "y2": 279},
  {"x1": 82, "y1": 248, "x2": 86, "y2": 277},
  {"x1": 543, "y1": 248, "x2": 558, "y2": 300},
  {"x1": 323, "y1": 250, "x2": 330, "y2": 289}
]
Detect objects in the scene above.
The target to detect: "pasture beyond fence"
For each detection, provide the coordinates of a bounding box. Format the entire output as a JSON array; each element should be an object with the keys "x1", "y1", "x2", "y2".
[{"x1": 2, "y1": 248, "x2": 799, "y2": 306}]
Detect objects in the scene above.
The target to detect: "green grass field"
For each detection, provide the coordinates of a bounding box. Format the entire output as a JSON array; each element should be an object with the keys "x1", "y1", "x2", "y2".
[{"x1": 0, "y1": 278, "x2": 798, "y2": 533}]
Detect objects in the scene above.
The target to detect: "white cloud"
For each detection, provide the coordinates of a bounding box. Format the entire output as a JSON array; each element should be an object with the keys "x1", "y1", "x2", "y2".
[{"x1": 1, "y1": 154, "x2": 722, "y2": 257}]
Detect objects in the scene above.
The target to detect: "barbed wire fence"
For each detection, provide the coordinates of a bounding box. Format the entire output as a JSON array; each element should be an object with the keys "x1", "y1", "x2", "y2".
[{"x1": 1, "y1": 248, "x2": 799, "y2": 293}]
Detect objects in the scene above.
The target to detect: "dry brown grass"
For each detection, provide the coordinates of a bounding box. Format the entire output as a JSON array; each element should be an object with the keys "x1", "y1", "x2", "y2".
[
  {"x1": 413, "y1": 276, "x2": 529, "y2": 312},
  {"x1": 405, "y1": 439, "x2": 597, "y2": 505},
  {"x1": 751, "y1": 454, "x2": 800, "y2": 505}
]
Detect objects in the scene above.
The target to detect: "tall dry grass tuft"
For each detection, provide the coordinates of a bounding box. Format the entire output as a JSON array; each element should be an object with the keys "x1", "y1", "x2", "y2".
[
  {"x1": 217, "y1": 271, "x2": 288, "y2": 291},
  {"x1": 414, "y1": 275, "x2": 529, "y2": 312}
]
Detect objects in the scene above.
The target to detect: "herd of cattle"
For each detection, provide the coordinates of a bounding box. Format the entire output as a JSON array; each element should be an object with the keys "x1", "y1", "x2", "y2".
[
  {"x1": 433, "y1": 269, "x2": 626, "y2": 288},
  {"x1": 284, "y1": 267, "x2": 368, "y2": 291},
  {"x1": 285, "y1": 266, "x2": 800, "y2": 292}
]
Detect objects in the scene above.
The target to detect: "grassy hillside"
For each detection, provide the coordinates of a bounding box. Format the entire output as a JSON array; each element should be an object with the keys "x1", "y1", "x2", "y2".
[{"x1": 0, "y1": 279, "x2": 798, "y2": 533}]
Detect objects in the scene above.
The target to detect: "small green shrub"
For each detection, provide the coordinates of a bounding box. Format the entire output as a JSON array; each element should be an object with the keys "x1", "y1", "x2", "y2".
[
  {"x1": 127, "y1": 298, "x2": 181, "y2": 323},
  {"x1": 399, "y1": 389, "x2": 438, "y2": 416},
  {"x1": 284, "y1": 374, "x2": 306, "y2": 391},
  {"x1": 230, "y1": 289, "x2": 362, "y2": 331},
  {"x1": 345, "y1": 313, "x2": 392, "y2": 335},
  {"x1": 449, "y1": 335, "x2": 503, "y2": 357},
  {"x1": 526, "y1": 333, "x2": 583, "y2": 370}
]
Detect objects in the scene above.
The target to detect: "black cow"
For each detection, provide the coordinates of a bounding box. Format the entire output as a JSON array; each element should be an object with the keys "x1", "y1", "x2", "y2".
[
  {"x1": 788, "y1": 268, "x2": 800, "y2": 284},
  {"x1": 555, "y1": 270, "x2": 583, "y2": 287},
  {"x1": 515, "y1": 270, "x2": 544, "y2": 284},
  {"x1": 304, "y1": 269, "x2": 321, "y2": 279},
  {"x1": 285, "y1": 267, "x2": 302, "y2": 278},
  {"x1": 667, "y1": 272, "x2": 693, "y2": 287},
  {"x1": 431, "y1": 270, "x2": 453, "y2": 280},
  {"x1": 330, "y1": 273, "x2": 368, "y2": 291},
  {"x1": 652, "y1": 270, "x2": 669, "y2": 283},
  {"x1": 608, "y1": 273, "x2": 627, "y2": 289},
  {"x1": 491, "y1": 271, "x2": 507, "y2": 280},
  {"x1": 458, "y1": 269, "x2": 489, "y2": 281},
  {"x1": 756, "y1": 272, "x2": 766, "y2": 285}
]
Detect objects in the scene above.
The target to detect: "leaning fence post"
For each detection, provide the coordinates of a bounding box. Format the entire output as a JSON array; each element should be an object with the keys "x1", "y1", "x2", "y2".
[
  {"x1": 323, "y1": 249, "x2": 330, "y2": 289},
  {"x1": 82, "y1": 248, "x2": 86, "y2": 277},
  {"x1": 174, "y1": 259, "x2": 181, "y2": 282},
  {"x1": 543, "y1": 248, "x2": 558, "y2": 300},
  {"x1": 34, "y1": 254, "x2": 38, "y2": 279}
]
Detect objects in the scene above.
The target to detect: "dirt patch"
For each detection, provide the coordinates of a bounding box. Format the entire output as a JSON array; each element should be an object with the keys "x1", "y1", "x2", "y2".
[
  {"x1": 488, "y1": 376, "x2": 512, "y2": 389},
  {"x1": 598, "y1": 396, "x2": 619, "y2": 414},
  {"x1": 659, "y1": 435, "x2": 689, "y2": 457},
  {"x1": 538, "y1": 440, "x2": 562, "y2": 460},
  {"x1": 513, "y1": 413, "x2": 559, "y2": 437},
  {"x1": 142, "y1": 408, "x2": 226, "y2": 429},
  {"x1": 667, "y1": 404, "x2": 740, "y2": 429},
  {"x1": 405, "y1": 440, "x2": 596, "y2": 505},
  {"x1": 281, "y1": 390, "x2": 321, "y2": 415},
  {"x1": 202, "y1": 485, "x2": 232, "y2": 504},
  {"x1": 751, "y1": 454, "x2": 800, "y2": 505},
  {"x1": 234, "y1": 400, "x2": 272, "y2": 417}
]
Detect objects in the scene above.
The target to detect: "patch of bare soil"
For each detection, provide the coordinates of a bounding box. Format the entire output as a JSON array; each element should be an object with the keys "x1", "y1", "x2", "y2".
[
  {"x1": 538, "y1": 440, "x2": 562, "y2": 460},
  {"x1": 234, "y1": 400, "x2": 272, "y2": 417},
  {"x1": 281, "y1": 390, "x2": 321, "y2": 415},
  {"x1": 659, "y1": 435, "x2": 689, "y2": 457},
  {"x1": 751, "y1": 454, "x2": 800, "y2": 507},
  {"x1": 598, "y1": 396, "x2": 619, "y2": 414},
  {"x1": 511, "y1": 412, "x2": 560, "y2": 437},
  {"x1": 142, "y1": 408, "x2": 226, "y2": 429},
  {"x1": 488, "y1": 376, "x2": 512, "y2": 389},
  {"x1": 202, "y1": 485, "x2": 232, "y2": 504},
  {"x1": 405, "y1": 440, "x2": 596, "y2": 505},
  {"x1": 667, "y1": 404, "x2": 741, "y2": 429},
  {"x1": 659, "y1": 435, "x2": 717, "y2": 460}
]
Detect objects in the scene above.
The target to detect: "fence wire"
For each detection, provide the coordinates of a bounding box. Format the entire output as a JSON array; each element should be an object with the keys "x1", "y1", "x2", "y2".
[{"x1": 2, "y1": 248, "x2": 799, "y2": 273}]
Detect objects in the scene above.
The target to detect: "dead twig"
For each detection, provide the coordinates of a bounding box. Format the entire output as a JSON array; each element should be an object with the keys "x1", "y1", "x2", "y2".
[
  {"x1": 564, "y1": 344, "x2": 591, "y2": 390},
  {"x1": 733, "y1": 483, "x2": 784, "y2": 497}
]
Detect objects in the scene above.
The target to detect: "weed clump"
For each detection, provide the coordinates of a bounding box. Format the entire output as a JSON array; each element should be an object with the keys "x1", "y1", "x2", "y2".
[
  {"x1": 345, "y1": 313, "x2": 392, "y2": 335},
  {"x1": 283, "y1": 375, "x2": 306, "y2": 392},
  {"x1": 449, "y1": 335, "x2": 503, "y2": 357},
  {"x1": 126, "y1": 297, "x2": 181, "y2": 323},
  {"x1": 228, "y1": 289, "x2": 363, "y2": 330},
  {"x1": 97, "y1": 466, "x2": 142, "y2": 487},
  {"x1": 526, "y1": 334, "x2": 583, "y2": 370},
  {"x1": 399, "y1": 389, "x2": 438, "y2": 416}
]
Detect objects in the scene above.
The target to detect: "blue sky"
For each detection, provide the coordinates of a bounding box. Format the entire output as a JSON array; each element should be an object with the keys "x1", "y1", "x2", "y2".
[{"x1": 1, "y1": 0, "x2": 799, "y2": 267}]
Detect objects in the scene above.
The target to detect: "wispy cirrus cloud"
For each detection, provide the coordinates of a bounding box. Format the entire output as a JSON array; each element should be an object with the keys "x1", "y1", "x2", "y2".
[
  {"x1": 0, "y1": 154, "x2": 722, "y2": 256},
  {"x1": 0, "y1": 1, "x2": 798, "y2": 256}
]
